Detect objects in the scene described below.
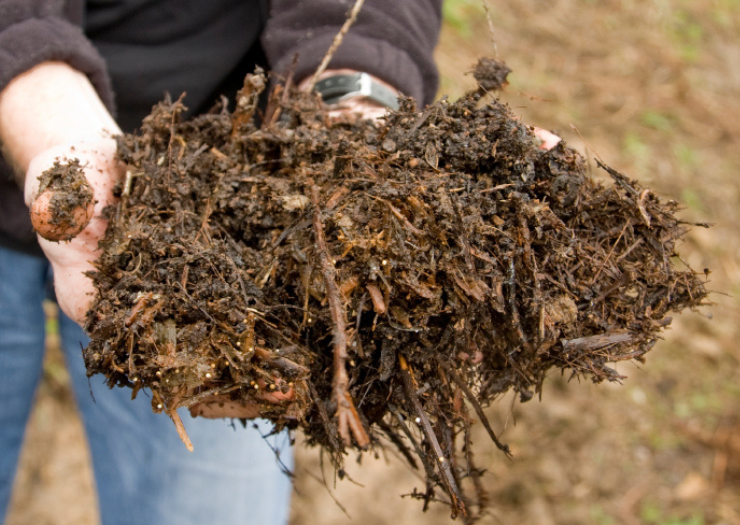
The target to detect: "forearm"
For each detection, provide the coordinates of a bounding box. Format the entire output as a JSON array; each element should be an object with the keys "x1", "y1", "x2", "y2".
[{"x1": 0, "y1": 61, "x2": 119, "y2": 180}]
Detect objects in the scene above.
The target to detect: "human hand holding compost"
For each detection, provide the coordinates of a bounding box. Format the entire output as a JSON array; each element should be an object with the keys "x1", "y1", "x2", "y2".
[
  {"x1": 0, "y1": 62, "x2": 122, "y2": 326},
  {"x1": 26, "y1": 139, "x2": 123, "y2": 324},
  {"x1": 1, "y1": 63, "x2": 299, "y2": 424}
]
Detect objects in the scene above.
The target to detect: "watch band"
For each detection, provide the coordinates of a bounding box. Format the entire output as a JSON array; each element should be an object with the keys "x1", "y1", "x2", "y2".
[{"x1": 314, "y1": 72, "x2": 400, "y2": 110}]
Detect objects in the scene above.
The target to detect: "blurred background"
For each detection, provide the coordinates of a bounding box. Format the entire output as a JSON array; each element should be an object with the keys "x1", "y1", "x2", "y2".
[{"x1": 8, "y1": 1, "x2": 740, "y2": 524}]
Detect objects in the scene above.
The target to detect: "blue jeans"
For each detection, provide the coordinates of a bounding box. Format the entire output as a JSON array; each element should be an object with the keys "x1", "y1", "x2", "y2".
[{"x1": 0, "y1": 246, "x2": 292, "y2": 524}]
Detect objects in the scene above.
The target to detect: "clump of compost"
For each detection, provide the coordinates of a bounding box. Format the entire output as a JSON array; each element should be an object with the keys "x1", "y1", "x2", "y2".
[
  {"x1": 82, "y1": 67, "x2": 707, "y2": 519},
  {"x1": 31, "y1": 159, "x2": 94, "y2": 241}
]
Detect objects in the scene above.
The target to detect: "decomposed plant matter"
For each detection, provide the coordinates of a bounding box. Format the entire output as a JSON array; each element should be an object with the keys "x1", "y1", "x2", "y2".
[{"x1": 56, "y1": 66, "x2": 707, "y2": 519}]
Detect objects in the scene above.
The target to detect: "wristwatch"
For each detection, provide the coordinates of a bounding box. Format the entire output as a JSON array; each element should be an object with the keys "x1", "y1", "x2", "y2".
[{"x1": 314, "y1": 72, "x2": 400, "y2": 110}]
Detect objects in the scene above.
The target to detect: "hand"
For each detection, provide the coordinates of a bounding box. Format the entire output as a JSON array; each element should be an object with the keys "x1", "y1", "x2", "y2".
[
  {"x1": 24, "y1": 139, "x2": 123, "y2": 324},
  {"x1": 189, "y1": 377, "x2": 298, "y2": 419},
  {"x1": 325, "y1": 96, "x2": 390, "y2": 121},
  {"x1": 0, "y1": 62, "x2": 122, "y2": 325},
  {"x1": 533, "y1": 127, "x2": 561, "y2": 150}
]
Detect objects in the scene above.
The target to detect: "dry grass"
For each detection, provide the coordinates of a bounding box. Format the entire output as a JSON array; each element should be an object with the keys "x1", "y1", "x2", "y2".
[{"x1": 8, "y1": 1, "x2": 740, "y2": 524}]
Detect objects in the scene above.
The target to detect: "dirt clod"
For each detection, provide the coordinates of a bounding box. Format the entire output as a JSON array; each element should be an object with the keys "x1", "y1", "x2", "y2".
[{"x1": 473, "y1": 57, "x2": 512, "y2": 92}]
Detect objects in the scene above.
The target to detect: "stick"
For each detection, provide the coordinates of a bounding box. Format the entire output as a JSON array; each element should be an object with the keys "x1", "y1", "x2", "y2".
[
  {"x1": 389, "y1": 404, "x2": 439, "y2": 509},
  {"x1": 308, "y1": 381, "x2": 342, "y2": 452},
  {"x1": 306, "y1": 0, "x2": 366, "y2": 92},
  {"x1": 481, "y1": 0, "x2": 499, "y2": 57},
  {"x1": 311, "y1": 186, "x2": 370, "y2": 448},
  {"x1": 399, "y1": 355, "x2": 467, "y2": 518},
  {"x1": 438, "y1": 359, "x2": 511, "y2": 457},
  {"x1": 170, "y1": 409, "x2": 193, "y2": 452}
]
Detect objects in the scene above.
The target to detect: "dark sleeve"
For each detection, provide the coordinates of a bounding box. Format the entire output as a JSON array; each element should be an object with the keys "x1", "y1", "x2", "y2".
[
  {"x1": 0, "y1": 0, "x2": 115, "y2": 113},
  {"x1": 261, "y1": 0, "x2": 442, "y2": 106}
]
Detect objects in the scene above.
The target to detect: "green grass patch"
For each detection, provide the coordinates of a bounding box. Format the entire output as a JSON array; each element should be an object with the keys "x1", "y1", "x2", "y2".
[
  {"x1": 590, "y1": 504, "x2": 617, "y2": 525},
  {"x1": 442, "y1": 0, "x2": 484, "y2": 37},
  {"x1": 640, "y1": 499, "x2": 705, "y2": 525},
  {"x1": 666, "y1": 9, "x2": 705, "y2": 63},
  {"x1": 640, "y1": 110, "x2": 675, "y2": 132},
  {"x1": 680, "y1": 188, "x2": 704, "y2": 213},
  {"x1": 674, "y1": 144, "x2": 700, "y2": 172}
]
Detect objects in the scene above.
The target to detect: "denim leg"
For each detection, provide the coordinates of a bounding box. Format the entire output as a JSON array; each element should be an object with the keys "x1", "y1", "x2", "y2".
[
  {"x1": 59, "y1": 312, "x2": 293, "y2": 525},
  {"x1": 0, "y1": 247, "x2": 48, "y2": 522}
]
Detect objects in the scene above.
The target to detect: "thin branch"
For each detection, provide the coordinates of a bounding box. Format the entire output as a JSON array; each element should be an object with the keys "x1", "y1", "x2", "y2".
[
  {"x1": 481, "y1": 0, "x2": 499, "y2": 57},
  {"x1": 399, "y1": 355, "x2": 467, "y2": 518},
  {"x1": 438, "y1": 358, "x2": 511, "y2": 457},
  {"x1": 170, "y1": 409, "x2": 193, "y2": 452},
  {"x1": 306, "y1": 0, "x2": 366, "y2": 92},
  {"x1": 311, "y1": 186, "x2": 370, "y2": 448}
]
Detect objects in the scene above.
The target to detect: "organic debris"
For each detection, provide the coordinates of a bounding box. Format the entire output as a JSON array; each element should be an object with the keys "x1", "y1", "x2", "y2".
[
  {"x1": 31, "y1": 159, "x2": 94, "y2": 241},
  {"x1": 80, "y1": 67, "x2": 707, "y2": 519},
  {"x1": 472, "y1": 57, "x2": 511, "y2": 92}
]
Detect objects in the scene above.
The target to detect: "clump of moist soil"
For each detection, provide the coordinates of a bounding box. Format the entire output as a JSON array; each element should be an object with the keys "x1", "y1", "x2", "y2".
[
  {"x1": 82, "y1": 66, "x2": 707, "y2": 519},
  {"x1": 472, "y1": 57, "x2": 512, "y2": 91},
  {"x1": 31, "y1": 159, "x2": 94, "y2": 241}
]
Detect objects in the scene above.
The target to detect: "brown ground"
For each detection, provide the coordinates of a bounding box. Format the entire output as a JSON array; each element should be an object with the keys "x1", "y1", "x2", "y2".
[{"x1": 7, "y1": 1, "x2": 740, "y2": 524}]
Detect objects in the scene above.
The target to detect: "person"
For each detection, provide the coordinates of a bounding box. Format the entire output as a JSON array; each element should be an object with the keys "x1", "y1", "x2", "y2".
[{"x1": 0, "y1": 1, "x2": 443, "y2": 524}]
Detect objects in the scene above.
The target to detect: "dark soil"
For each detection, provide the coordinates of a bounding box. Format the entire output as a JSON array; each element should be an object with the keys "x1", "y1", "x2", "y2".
[
  {"x1": 472, "y1": 57, "x2": 512, "y2": 92},
  {"x1": 33, "y1": 159, "x2": 94, "y2": 241},
  {"x1": 80, "y1": 67, "x2": 707, "y2": 520}
]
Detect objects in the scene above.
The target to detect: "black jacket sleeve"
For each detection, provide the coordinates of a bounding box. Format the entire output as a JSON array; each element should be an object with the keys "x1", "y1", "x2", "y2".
[
  {"x1": 0, "y1": 0, "x2": 114, "y2": 113},
  {"x1": 261, "y1": 0, "x2": 442, "y2": 106}
]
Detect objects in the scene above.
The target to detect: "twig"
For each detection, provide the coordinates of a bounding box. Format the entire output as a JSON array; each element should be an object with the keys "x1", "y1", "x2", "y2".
[
  {"x1": 311, "y1": 186, "x2": 370, "y2": 448},
  {"x1": 561, "y1": 331, "x2": 635, "y2": 354},
  {"x1": 308, "y1": 381, "x2": 342, "y2": 452},
  {"x1": 377, "y1": 418, "x2": 419, "y2": 470},
  {"x1": 169, "y1": 409, "x2": 193, "y2": 452},
  {"x1": 389, "y1": 404, "x2": 439, "y2": 510},
  {"x1": 306, "y1": 0, "x2": 366, "y2": 92},
  {"x1": 399, "y1": 355, "x2": 467, "y2": 518},
  {"x1": 637, "y1": 189, "x2": 653, "y2": 228},
  {"x1": 438, "y1": 359, "x2": 511, "y2": 457},
  {"x1": 507, "y1": 257, "x2": 529, "y2": 349},
  {"x1": 481, "y1": 0, "x2": 498, "y2": 57},
  {"x1": 571, "y1": 124, "x2": 606, "y2": 165},
  {"x1": 590, "y1": 222, "x2": 627, "y2": 286}
]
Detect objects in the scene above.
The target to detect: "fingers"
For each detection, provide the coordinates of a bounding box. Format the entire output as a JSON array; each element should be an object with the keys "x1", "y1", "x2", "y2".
[
  {"x1": 533, "y1": 127, "x2": 562, "y2": 150},
  {"x1": 189, "y1": 379, "x2": 296, "y2": 419},
  {"x1": 189, "y1": 399, "x2": 263, "y2": 419},
  {"x1": 326, "y1": 97, "x2": 389, "y2": 121}
]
